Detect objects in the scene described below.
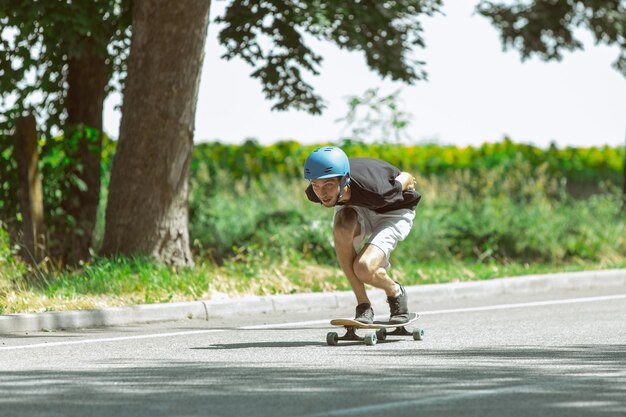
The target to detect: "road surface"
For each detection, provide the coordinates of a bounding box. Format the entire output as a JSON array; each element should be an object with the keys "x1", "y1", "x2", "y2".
[{"x1": 1, "y1": 287, "x2": 625, "y2": 416}]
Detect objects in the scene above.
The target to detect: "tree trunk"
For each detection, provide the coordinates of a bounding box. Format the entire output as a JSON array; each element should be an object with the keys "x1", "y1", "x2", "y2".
[
  {"x1": 14, "y1": 114, "x2": 45, "y2": 265},
  {"x1": 101, "y1": 0, "x2": 210, "y2": 266},
  {"x1": 59, "y1": 39, "x2": 108, "y2": 264}
]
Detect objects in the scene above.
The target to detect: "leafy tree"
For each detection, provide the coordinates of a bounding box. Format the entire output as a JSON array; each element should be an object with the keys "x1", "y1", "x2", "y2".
[
  {"x1": 103, "y1": 0, "x2": 443, "y2": 266},
  {"x1": 0, "y1": 0, "x2": 131, "y2": 264}
]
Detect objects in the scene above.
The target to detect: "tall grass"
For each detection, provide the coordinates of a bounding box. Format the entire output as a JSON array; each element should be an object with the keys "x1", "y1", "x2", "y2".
[{"x1": 189, "y1": 157, "x2": 626, "y2": 269}]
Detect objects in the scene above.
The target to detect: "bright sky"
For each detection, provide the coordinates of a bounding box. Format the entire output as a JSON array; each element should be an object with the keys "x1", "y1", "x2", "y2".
[{"x1": 103, "y1": 2, "x2": 626, "y2": 149}]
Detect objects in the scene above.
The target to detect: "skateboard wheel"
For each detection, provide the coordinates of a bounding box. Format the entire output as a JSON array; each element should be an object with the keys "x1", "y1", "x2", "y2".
[
  {"x1": 376, "y1": 329, "x2": 387, "y2": 341},
  {"x1": 364, "y1": 333, "x2": 377, "y2": 346},
  {"x1": 412, "y1": 328, "x2": 424, "y2": 341},
  {"x1": 326, "y1": 332, "x2": 339, "y2": 346}
]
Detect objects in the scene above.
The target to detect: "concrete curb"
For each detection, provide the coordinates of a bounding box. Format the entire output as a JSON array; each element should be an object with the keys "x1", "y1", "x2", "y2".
[{"x1": 1, "y1": 269, "x2": 625, "y2": 333}]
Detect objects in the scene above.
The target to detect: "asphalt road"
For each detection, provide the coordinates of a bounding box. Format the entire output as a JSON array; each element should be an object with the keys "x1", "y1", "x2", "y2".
[{"x1": 1, "y1": 287, "x2": 625, "y2": 417}]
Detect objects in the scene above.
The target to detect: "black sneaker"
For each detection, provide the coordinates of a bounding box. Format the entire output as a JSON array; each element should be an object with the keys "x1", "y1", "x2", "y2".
[
  {"x1": 354, "y1": 303, "x2": 374, "y2": 324},
  {"x1": 387, "y1": 282, "x2": 409, "y2": 324}
]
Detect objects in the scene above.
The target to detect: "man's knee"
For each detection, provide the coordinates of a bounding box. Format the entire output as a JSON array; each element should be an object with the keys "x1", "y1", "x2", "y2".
[
  {"x1": 353, "y1": 257, "x2": 374, "y2": 282},
  {"x1": 353, "y1": 248, "x2": 383, "y2": 282},
  {"x1": 333, "y1": 208, "x2": 358, "y2": 238}
]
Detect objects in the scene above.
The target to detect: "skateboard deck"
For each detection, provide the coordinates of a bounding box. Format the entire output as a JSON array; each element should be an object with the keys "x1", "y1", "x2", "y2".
[
  {"x1": 331, "y1": 312, "x2": 420, "y2": 329},
  {"x1": 327, "y1": 312, "x2": 423, "y2": 346}
]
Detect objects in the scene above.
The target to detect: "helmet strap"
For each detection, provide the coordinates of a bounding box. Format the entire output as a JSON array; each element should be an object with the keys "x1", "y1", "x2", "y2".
[{"x1": 337, "y1": 174, "x2": 350, "y2": 200}]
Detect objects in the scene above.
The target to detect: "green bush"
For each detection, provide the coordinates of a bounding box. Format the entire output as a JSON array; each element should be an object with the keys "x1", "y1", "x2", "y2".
[
  {"x1": 0, "y1": 222, "x2": 28, "y2": 310},
  {"x1": 191, "y1": 138, "x2": 624, "y2": 191},
  {"x1": 394, "y1": 162, "x2": 625, "y2": 265},
  {"x1": 188, "y1": 168, "x2": 335, "y2": 266}
]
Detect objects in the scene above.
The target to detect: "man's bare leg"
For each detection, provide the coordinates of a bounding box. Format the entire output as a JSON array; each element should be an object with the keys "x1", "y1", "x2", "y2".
[
  {"x1": 354, "y1": 243, "x2": 409, "y2": 323},
  {"x1": 353, "y1": 244, "x2": 399, "y2": 297},
  {"x1": 333, "y1": 208, "x2": 370, "y2": 305}
]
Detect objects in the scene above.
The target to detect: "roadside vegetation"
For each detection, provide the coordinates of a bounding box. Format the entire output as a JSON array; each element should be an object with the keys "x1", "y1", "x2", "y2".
[{"x1": 1, "y1": 140, "x2": 625, "y2": 314}]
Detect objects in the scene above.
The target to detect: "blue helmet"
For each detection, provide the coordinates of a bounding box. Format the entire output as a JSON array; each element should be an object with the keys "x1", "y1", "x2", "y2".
[
  {"x1": 304, "y1": 146, "x2": 351, "y2": 199},
  {"x1": 304, "y1": 146, "x2": 350, "y2": 180}
]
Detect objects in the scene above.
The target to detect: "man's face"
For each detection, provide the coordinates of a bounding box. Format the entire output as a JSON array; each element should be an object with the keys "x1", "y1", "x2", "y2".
[{"x1": 310, "y1": 177, "x2": 341, "y2": 207}]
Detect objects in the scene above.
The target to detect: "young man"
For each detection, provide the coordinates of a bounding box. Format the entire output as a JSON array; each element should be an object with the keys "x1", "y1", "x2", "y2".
[{"x1": 304, "y1": 146, "x2": 420, "y2": 324}]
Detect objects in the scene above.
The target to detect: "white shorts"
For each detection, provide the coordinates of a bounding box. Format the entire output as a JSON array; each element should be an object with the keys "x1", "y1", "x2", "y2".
[{"x1": 334, "y1": 205, "x2": 415, "y2": 268}]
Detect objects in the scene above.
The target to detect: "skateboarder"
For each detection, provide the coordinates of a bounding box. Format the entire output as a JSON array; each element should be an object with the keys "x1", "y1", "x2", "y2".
[{"x1": 304, "y1": 146, "x2": 421, "y2": 325}]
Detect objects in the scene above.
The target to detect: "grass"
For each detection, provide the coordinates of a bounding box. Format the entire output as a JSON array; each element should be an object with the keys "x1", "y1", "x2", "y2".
[
  {"x1": 2, "y1": 161, "x2": 626, "y2": 314},
  {"x1": 2, "y1": 254, "x2": 625, "y2": 315}
]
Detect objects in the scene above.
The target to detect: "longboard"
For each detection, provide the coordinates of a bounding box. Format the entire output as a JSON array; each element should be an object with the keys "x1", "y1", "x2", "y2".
[{"x1": 327, "y1": 312, "x2": 423, "y2": 346}]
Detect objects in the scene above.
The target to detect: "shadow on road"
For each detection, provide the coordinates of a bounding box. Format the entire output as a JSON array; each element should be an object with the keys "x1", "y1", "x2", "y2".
[
  {"x1": 191, "y1": 338, "x2": 405, "y2": 349},
  {"x1": 191, "y1": 341, "x2": 328, "y2": 349},
  {"x1": 360, "y1": 344, "x2": 626, "y2": 367},
  {"x1": 0, "y1": 344, "x2": 624, "y2": 417}
]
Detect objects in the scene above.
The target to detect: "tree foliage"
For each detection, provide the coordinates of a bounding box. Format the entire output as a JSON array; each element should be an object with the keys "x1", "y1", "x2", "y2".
[
  {"x1": 218, "y1": 0, "x2": 443, "y2": 113},
  {"x1": 0, "y1": 0, "x2": 131, "y2": 133},
  {"x1": 477, "y1": 0, "x2": 626, "y2": 77}
]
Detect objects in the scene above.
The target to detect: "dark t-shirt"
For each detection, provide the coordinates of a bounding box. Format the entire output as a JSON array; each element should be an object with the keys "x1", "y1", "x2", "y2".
[{"x1": 305, "y1": 157, "x2": 421, "y2": 213}]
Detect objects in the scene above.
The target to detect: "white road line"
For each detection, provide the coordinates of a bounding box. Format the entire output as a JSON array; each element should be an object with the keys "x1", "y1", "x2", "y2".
[
  {"x1": 244, "y1": 293, "x2": 626, "y2": 329},
  {"x1": 419, "y1": 293, "x2": 626, "y2": 316},
  {"x1": 0, "y1": 329, "x2": 224, "y2": 351},
  {"x1": 241, "y1": 320, "x2": 329, "y2": 329},
  {"x1": 2, "y1": 293, "x2": 625, "y2": 351}
]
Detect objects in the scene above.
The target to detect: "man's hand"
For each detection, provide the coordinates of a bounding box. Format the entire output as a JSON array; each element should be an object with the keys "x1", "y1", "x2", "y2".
[{"x1": 395, "y1": 172, "x2": 416, "y2": 191}]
